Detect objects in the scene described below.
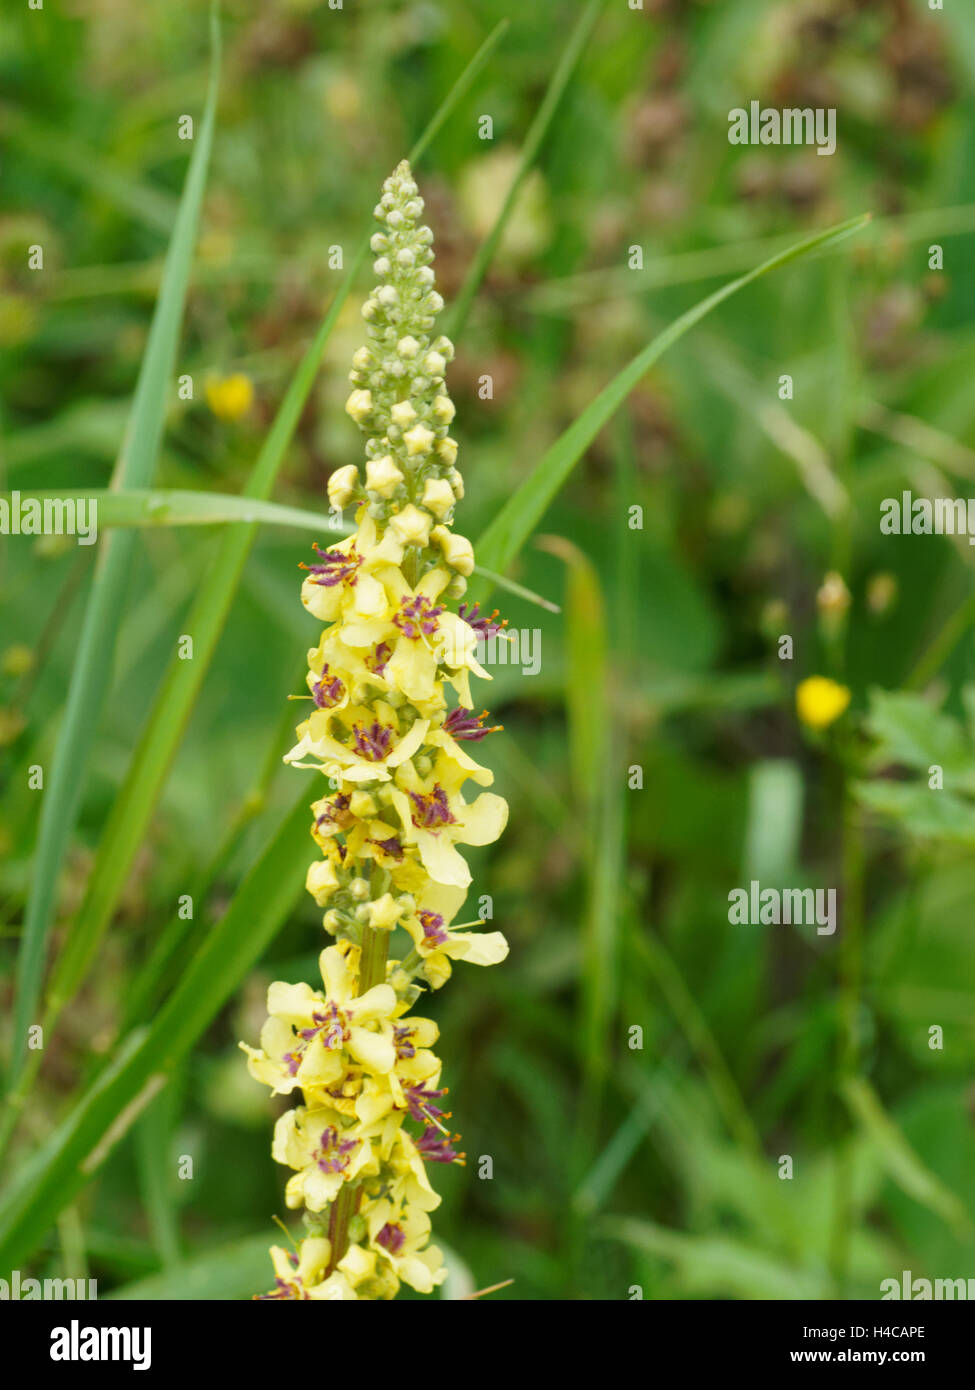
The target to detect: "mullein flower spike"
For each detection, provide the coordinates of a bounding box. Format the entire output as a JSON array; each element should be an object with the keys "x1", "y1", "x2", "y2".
[{"x1": 241, "y1": 161, "x2": 509, "y2": 1301}]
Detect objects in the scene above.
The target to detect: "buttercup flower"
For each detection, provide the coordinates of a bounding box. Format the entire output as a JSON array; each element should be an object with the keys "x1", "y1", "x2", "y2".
[
  {"x1": 796, "y1": 675, "x2": 852, "y2": 731},
  {"x1": 205, "y1": 372, "x2": 254, "y2": 421},
  {"x1": 241, "y1": 160, "x2": 510, "y2": 1300}
]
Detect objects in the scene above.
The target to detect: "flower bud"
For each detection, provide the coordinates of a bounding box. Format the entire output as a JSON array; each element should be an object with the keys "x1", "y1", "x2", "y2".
[
  {"x1": 422, "y1": 477, "x2": 454, "y2": 519},
  {"x1": 366, "y1": 455, "x2": 405, "y2": 498},
  {"x1": 327, "y1": 464, "x2": 360, "y2": 510},
  {"x1": 390, "y1": 504, "x2": 432, "y2": 548},
  {"x1": 431, "y1": 525, "x2": 474, "y2": 576},
  {"x1": 404, "y1": 424, "x2": 435, "y2": 457},
  {"x1": 368, "y1": 893, "x2": 403, "y2": 930},
  {"x1": 306, "y1": 859, "x2": 339, "y2": 906},
  {"x1": 391, "y1": 400, "x2": 417, "y2": 429},
  {"x1": 344, "y1": 389, "x2": 373, "y2": 424}
]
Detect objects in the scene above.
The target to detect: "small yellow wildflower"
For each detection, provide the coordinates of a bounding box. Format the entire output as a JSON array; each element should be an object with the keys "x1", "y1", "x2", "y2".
[
  {"x1": 205, "y1": 372, "x2": 254, "y2": 421},
  {"x1": 796, "y1": 676, "x2": 851, "y2": 730}
]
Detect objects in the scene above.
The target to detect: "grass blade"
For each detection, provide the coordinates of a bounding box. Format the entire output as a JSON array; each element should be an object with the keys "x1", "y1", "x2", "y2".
[
  {"x1": 468, "y1": 214, "x2": 871, "y2": 604},
  {"x1": 443, "y1": 0, "x2": 607, "y2": 339},
  {"x1": 0, "y1": 489, "x2": 560, "y2": 610},
  {"x1": 0, "y1": 790, "x2": 312, "y2": 1272},
  {"x1": 4, "y1": 7, "x2": 222, "y2": 1107}
]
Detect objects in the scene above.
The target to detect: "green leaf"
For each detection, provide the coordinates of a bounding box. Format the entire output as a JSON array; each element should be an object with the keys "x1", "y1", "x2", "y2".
[
  {"x1": 467, "y1": 213, "x2": 871, "y2": 605},
  {"x1": 864, "y1": 688, "x2": 974, "y2": 787},
  {"x1": 841, "y1": 1077, "x2": 971, "y2": 1236},
  {"x1": 105, "y1": 1234, "x2": 275, "y2": 1301},
  {"x1": 852, "y1": 781, "x2": 975, "y2": 845},
  {"x1": 601, "y1": 1217, "x2": 824, "y2": 1300},
  {"x1": 4, "y1": 6, "x2": 222, "y2": 1109},
  {"x1": 0, "y1": 790, "x2": 312, "y2": 1273},
  {"x1": 134, "y1": 1081, "x2": 182, "y2": 1270}
]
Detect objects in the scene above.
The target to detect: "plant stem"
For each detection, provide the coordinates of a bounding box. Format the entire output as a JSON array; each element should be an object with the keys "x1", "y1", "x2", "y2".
[
  {"x1": 359, "y1": 923, "x2": 390, "y2": 993},
  {"x1": 905, "y1": 588, "x2": 975, "y2": 691},
  {"x1": 829, "y1": 780, "x2": 865, "y2": 1295},
  {"x1": 325, "y1": 921, "x2": 389, "y2": 1275}
]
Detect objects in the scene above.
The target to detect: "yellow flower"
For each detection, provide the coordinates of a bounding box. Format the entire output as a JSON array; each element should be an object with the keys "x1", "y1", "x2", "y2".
[
  {"x1": 354, "y1": 1014, "x2": 441, "y2": 1124},
  {"x1": 402, "y1": 879, "x2": 509, "y2": 985},
  {"x1": 796, "y1": 676, "x2": 851, "y2": 730},
  {"x1": 239, "y1": 945, "x2": 398, "y2": 1100},
  {"x1": 273, "y1": 1104, "x2": 377, "y2": 1211},
  {"x1": 299, "y1": 515, "x2": 404, "y2": 626},
  {"x1": 340, "y1": 564, "x2": 489, "y2": 707},
  {"x1": 205, "y1": 372, "x2": 254, "y2": 421},
  {"x1": 257, "y1": 1238, "x2": 331, "y2": 1300},
  {"x1": 258, "y1": 1239, "x2": 380, "y2": 1301},
  {"x1": 389, "y1": 751, "x2": 508, "y2": 888},
  {"x1": 285, "y1": 700, "x2": 429, "y2": 783},
  {"x1": 365, "y1": 1199, "x2": 446, "y2": 1294}
]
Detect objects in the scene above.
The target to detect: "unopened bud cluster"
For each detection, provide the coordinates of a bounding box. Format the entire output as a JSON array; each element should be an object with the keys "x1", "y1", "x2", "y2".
[{"x1": 327, "y1": 162, "x2": 469, "y2": 581}]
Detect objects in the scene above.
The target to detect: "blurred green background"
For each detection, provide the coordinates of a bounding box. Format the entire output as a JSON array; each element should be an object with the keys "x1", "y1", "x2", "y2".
[{"x1": 3, "y1": 0, "x2": 975, "y2": 1300}]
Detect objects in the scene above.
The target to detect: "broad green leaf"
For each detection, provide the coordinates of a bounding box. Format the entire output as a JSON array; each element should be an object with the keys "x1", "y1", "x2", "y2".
[
  {"x1": 4, "y1": 6, "x2": 222, "y2": 1111},
  {"x1": 601, "y1": 1217, "x2": 824, "y2": 1300},
  {"x1": 852, "y1": 780, "x2": 975, "y2": 845},
  {"x1": 0, "y1": 790, "x2": 312, "y2": 1272},
  {"x1": 864, "y1": 688, "x2": 975, "y2": 787},
  {"x1": 841, "y1": 1077, "x2": 971, "y2": 1236},
  {"x1": 106, "y1": 1234, "x2": 274, "y2": 1301},
  {"x1": 467, "y1": 213, "x2": 871, "y2": 605}
]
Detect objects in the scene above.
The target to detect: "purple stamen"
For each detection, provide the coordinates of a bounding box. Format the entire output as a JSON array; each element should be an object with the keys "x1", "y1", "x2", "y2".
[
  {"x1": 458, "y1": 603, "x2": 507, "y2": 640},
  {"x1": 409, "y1": 786, "x2": 456, "y2": 829},
  {"x1": 443, "y1": 707, "x2": 501, "y2": 742},
  {"x1": 418, "y1": 909, "x2": 449, "y2": 946},
  {"x1": 405, "y1": 1081, "x2": 448, "y2": 1125},
  {"x1": 313, "y1": 663, "x2": 345, "y2": 709},
  {"x1": 394, "y1": 594, "x2": 444, "y2": 641},
  {"x1": 316, "y1": 1125, "x2": 358, "y2": 1174},
  {"x1": 416, "y1": 1126, "x2": 461, "y2": 1164},
  {"x1": 351, "y1": 720, "x2": 394, "y2": 761},
  {"x1": 376, "y1": 1222, "x2": 406, "y2": 1255},
  {"x1": 300, "y1": 542, "x2": 361, "y2": 588},
  {"x1": 368, "y1": 641, "x2": 391, "y2": 675},
  {"x1": 369, "y1": 835, "x2": 404, "y2": 862}
]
